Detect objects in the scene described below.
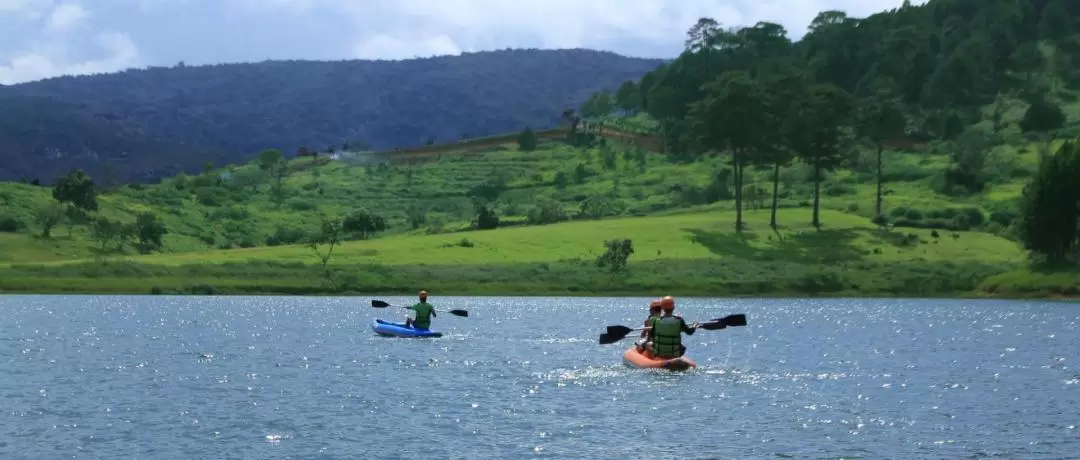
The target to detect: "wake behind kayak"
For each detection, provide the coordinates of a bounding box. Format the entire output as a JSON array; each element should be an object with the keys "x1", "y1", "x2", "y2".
[{"x1": 370, "y1": 318, "x2": 443, "y2": 338}]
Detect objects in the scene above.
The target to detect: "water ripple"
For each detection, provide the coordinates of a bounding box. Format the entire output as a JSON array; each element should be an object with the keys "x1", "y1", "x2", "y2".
[{"x1": 1, "y1": 295, "x2": 1078, "y2": 458}]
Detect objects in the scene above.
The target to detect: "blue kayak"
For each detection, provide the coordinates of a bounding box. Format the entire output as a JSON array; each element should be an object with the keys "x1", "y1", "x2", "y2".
[{"x1": 370, "y1": 318, "x2": 443, "y2": 338}]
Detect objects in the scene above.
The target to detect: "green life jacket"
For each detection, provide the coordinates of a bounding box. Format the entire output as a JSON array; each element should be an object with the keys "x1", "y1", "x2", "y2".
[
  {"x1": 410, "y1": 302, "x2": 434, "y2": 329},
  {"x1": 651, "y1": 315, "x2": 683, "y2": 358}
]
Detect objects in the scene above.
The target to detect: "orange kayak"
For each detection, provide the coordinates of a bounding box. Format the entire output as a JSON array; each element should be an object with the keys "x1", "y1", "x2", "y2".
[{"x1": 622, "y1": 346, "x2": 696, "y2": 371}]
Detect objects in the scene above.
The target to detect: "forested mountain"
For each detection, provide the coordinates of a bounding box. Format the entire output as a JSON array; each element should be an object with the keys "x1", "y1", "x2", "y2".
[
  {"x1": 0, "y1": 49, "x2": 665, "y2": 183},
  {"x1": 579, "y1": 0, "x2": 1080, "y2": 229}
]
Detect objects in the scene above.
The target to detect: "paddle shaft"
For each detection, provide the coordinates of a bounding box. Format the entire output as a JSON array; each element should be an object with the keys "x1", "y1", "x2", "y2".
[
  {"x1": 370, "y1": 299, "x2": 468, "y2": 317},
  {"x1": 599, "y1": 314, "x2": 746, "y2": 344}
]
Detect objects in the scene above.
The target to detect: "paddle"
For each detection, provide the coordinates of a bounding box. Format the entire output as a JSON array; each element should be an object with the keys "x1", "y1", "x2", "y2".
[
  {"x1": 598, "y1": 314, "x2": 747, "y2": 345},
  {"x1": 370, "y1": 299, "x2": 469, "y2": 317}
]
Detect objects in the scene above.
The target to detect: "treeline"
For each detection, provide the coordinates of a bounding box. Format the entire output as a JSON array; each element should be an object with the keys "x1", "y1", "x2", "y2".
[{"x1": 579, "y1": 0, "x2": 1080, "y2": 231}]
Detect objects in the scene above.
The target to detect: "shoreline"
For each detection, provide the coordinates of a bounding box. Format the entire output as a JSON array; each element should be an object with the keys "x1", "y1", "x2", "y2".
[
  {"x1": 2, "y1": 258, "x2": 1075, "y2": 301},
  {"x1": 3, "y1": 283, "x2": 1078, "y2": 301}
]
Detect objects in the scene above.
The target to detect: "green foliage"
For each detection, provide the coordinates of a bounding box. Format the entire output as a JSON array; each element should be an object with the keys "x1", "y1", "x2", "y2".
[
  {"x1": 90, "y1": 217, "x2": 134, "y2": 252},
  {"x1": 266, "y1": 226, "x2": 307, "y2": 247},
  {"x1": 341, "y1": 208, "x2": 387, "y2": 240},
  {"x1": 517, "y1": 127, "x2": 538, "y2": 151},
  {"x1": 135, "y1": 213, "x2": 167, "y2": 252},
  {"x1": 596, "y1": 238, "x2": 634, "y2": 272},
  {"x1": 0, "y1": 257, "x2": 1013, "y2": 297},
  {"x1": 1019, "y1": 97, "x2": 1066, "y2": 134},
  {"x1": 309, "y1": 217, "x2": 343, "y2": 271},
  {"x1": 52, "y1": 169, "x2": 98, "y2": 211},
  {"x1": 615, "y1": 80, "x2": 643, "y2": 113},
  {"x1": 474, "y1": 205, "x2": 500, "y2": 230},
  {"x1": 935, "y1": 128, "x2": 991, "y2": 195},
  {"x1": 526, "y1": 198, "x2": 569, "y2": 225},
  {"x1": 406, "y1": 203, "x2": 428, "y2": 230},
  {"x1": 578, "y1": 194, "x2": 626, "y2": 220},
  {"x1": 1017, "y1": 139, "x2": 1080, "y2": 265},
  {"x1": 0, "y1": 213, "x2": 24, "y2": 232},
  {"x1": 35, "y1": 203, "x2": 67, "y2": 238}
]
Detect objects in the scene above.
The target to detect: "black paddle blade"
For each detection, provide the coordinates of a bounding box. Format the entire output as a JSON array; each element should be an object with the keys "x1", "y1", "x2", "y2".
[
  {"x1": 371, "y1": 300, "x2": 391, "y2": 308},
  {"x1": 448, "y1": 309, "x2": 469, "y2": 317},
  {"x1": 699, "y1": 314, "x2": 748, "y2": 330},
  {"x1": 598, "y1": 333, "x2": 621, "y2": 345},
  {"x1": 599, "y1": 325, "x2": 635, "y2": 344}
]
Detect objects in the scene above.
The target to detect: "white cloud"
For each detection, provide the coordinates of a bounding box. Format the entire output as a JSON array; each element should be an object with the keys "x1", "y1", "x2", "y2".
[
  {"x1": 45, "y1": 3, "x2": 89, "y2": 33},
  {"x1": 352, "y1": 33, "x2": 461, "y2": 60},
  {"x1": 335, "y1": 0, "x2": 925, "y2": 60},
  {"x1": 0, "y1": 0, "x2": 51, "y2": 19},
  {"x1": 0, "y1": 2, "x2": 140, "y2": 84},
  {"x1": 0, "y1": 0, "x2": 33, "y2": 11},
  {"x1": 134, "y1": 0, "x2": 192, "y2": 12},
  {"x1": 0, "y1": 31, "x2": 140, "y2": 84},
  {"x1": 2, "y1": 0, "x2": 929, "y2": 83},
  {"x1": 226, "y1": 0, "x2": 314, "y2": 13}
]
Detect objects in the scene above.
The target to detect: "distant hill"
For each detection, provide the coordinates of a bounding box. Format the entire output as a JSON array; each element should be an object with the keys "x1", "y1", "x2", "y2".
[{"x1": 0, "y1": 49, "x2": 666, "y2": 183}]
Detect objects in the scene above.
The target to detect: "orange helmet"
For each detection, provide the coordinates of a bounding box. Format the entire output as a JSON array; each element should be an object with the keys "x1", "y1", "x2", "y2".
[
  {"x1": 648, "y1": 300, "x2": 661, "y2": 312},
  {"x1": 660, "y1": 296, "x2": 675, "y2": 311},
  {"x1": 419, "y1": 290, "x2": 428, "y2": 299}
]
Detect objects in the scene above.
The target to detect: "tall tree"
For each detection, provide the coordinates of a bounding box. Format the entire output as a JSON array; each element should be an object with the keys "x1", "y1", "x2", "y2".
[
  {"x1": 614, "y1": 80, "x2": 642, "y2": 114},
  {"x1": 685, "y1": 17, "x2": 724, "y2": 52},
  {"x1": 52, "y1": 169, "x2": 98, "y2": 212},
  {"x1": 789, "y1": 83, "x2": 855, "y2": 228},
  {"x1": 688, "y1": 70, "x2": 769, "y2": 231},
  {"x1": 760, "y1": 63, "x2": 806, "y2": 229},
  {"x1": 1017, "y1": 140, "x2": 1080, "y2": 265},
  {"x1": 257, "y1": 149, "x2": 287, "y2": 203},
  {"x1": 855, "y1": 76, "x2": 906, "y2": 217}
]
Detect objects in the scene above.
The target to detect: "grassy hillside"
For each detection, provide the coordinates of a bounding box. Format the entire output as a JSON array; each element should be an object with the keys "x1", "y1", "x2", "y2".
[
  {"x1": 1, "y1": 49, "x2": 665, "y2": 183},
  {"x1": 0, "y1": 121, "x2": 1048, "y2": 297},
  {"x1": 0, "y1": 125, "x2": 1052, "y2": 264}
]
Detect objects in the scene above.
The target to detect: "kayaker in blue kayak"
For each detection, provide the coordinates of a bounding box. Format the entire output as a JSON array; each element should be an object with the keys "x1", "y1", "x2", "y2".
[
  {"x1": 649, "y1": 296, "x2": 699, "y2": 359},
  {"x1": 405, "y1": 290, "x2": 436, "y2": 329}
]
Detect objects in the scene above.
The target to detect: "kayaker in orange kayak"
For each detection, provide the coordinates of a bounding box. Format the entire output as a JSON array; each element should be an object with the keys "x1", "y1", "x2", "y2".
[
  {"x1": 635, "y1": 300, "x2": 663, "y2": 356},
  {"x1": 649, "y1": 296, "x2": 698, "y2": 359},
  {"x1": 405, "y1": 290, "x2": 436, "y2": 329}
]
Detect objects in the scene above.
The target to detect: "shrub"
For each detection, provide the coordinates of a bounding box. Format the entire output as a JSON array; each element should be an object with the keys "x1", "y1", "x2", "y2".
[
  {"x1": 0, "y1": 213, "x2": 24, "y2": 232},
  {"x1": 207, "y1": 205, "x2": 251, "y2": 221},
  {"x1": 266, "y1": 226, "x2": 307, "y2": 246},
  {"x1": 596, "y1": 238, "x2": 634, "y2": 272},
  {"x1": 286, "y1": 198, "x2": 317, "y2": 211}
]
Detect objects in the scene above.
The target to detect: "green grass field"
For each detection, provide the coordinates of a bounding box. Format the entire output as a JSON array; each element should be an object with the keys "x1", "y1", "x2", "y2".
[
  {"x1": 976, "y1": 267, "x2": 1080, "y2": 297},
  {"x1": 53, "y1": 208, "x2": 1022, "y2": 267},
  {"x1": 0, "y1": 207, "x2": 1025, "y2": 296}
]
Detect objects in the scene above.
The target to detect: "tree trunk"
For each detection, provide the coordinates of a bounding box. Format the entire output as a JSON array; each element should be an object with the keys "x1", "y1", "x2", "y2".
[
  {"x1": 770, "y1": 161, "x2": 780, "y2": 228},
  {"x1": 734, "y1": 151, "x2": 743, "y2": 232},
  {"x1": 812, "y1": 165, "x2": 822, "y2": 228},
  {"x1": 875, "y1": 142, "x2": 884, "y2": 217}
]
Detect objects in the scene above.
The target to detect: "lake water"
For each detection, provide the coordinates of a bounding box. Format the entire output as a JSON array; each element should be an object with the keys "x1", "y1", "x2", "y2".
[{"x1": 2, "y1": 295, "x2": 1078, "y2": 459}]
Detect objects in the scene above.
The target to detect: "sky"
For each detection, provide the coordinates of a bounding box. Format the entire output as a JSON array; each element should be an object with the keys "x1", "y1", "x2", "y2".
[{"x1": 0, "y1": 0, "x2": 924, "y2": 85}]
